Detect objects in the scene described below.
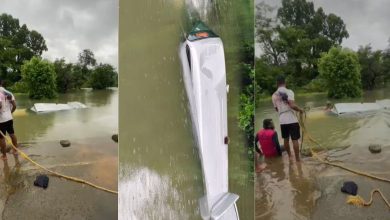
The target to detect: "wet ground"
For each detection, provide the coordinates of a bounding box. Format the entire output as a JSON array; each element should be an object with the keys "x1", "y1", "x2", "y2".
[
  {"x1": 0, "y1": 89, "x2": 118, "y2": 219},
  {"x1": 310, "y1": 110, "x2": 390, "y2": 220},
  {"x1": 0, "y1": 138, "x2": 117, "y2": 220},
  {"x1": 255, "y1": 89, "x2": 390, "y2": 219}
]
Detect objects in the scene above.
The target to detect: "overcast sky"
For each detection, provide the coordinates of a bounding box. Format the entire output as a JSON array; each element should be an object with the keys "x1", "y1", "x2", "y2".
[
  {"x1": 0, "y1": 0, "x2": 118, "y2": 68},
  {"x1": 256, "y1": 0, "x2": 390, "y2": 56}
]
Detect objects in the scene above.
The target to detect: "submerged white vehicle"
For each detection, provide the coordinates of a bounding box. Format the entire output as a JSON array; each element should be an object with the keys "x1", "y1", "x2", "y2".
[
  {"x1": 31, "y1": 102, "x2": 87, "y2": 113},
  {"x1": 179, "y1": 22, "x2": 239, "y2": 220},
  {"x1": 332, "y1": 99, "x2": 390, "y2": 115}
]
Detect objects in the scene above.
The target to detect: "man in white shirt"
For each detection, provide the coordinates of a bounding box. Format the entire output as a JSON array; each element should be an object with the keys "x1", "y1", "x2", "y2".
[
  {"x1": 272, "y1": 75, "x2": 303, "y2": 162},
  {"x1": 0, "y1": 80, "x2": 18, "y2": 160}
]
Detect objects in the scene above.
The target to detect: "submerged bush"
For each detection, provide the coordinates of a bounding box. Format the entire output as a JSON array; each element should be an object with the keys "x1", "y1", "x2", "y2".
[
  {"x1": 302, "y1": 77, "x2": 327, "y2": 93},
  {"x1": 21, "y1": 57, "x2": 57, "y2": 99},
  {"x1": 319, "y1": 47, "x2": 362, "y2": 98},
  {"x1": 9, "y1": 81, "x2": 28, "y2": 93},
  {"x1": 89, "y1": 64, "x2": 117, "y2": 90}
]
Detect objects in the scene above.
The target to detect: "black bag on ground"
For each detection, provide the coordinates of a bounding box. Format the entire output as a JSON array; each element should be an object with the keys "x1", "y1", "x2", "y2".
[
  {"x1": 341, "y1": 181, "x2": 358, "y2": 195},
  {"x1": 34, "y1": 175, "x2": 49, "y2": 189}
]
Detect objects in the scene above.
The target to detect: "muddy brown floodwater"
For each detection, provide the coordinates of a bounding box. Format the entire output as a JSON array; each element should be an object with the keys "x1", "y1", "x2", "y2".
[
  {"x1": 256, "y1": 88, "x2": 390, "y2": 220},
  {"x1": 0, "y1": 89, "x2": 118, "y2": 220}
]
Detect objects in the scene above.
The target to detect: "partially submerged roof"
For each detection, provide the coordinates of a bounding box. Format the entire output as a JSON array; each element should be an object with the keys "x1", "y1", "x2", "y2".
[
  {"x1": 333, "y1": 99, "x2": 390, "y2": 115},
  {"x1": 376, "y1": 99, "x2": 390, "y2": 109},
  {"x1": 31, "y1": 102, "x2": 87, "y2": 113}
]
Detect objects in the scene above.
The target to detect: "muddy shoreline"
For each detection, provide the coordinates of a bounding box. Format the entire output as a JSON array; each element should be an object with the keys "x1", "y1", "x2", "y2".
[
  {"x1": 256, "y1": 88, "x2": 390, "y2": 219},
  {"x1": 256, "y1": 113, "x2": 390, "y2": 220},
  {"x1": 0, "y1": 137, "x2": 118, "y2": 220}
]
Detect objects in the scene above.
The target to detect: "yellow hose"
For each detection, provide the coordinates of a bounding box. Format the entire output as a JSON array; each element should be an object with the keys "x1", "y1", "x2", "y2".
[
  {"x1": 297, "y1": 111, "x2": 390, "y2": 209},
  {"x1": 1, "y1": 130, "x2": 118, "y2": 195}
]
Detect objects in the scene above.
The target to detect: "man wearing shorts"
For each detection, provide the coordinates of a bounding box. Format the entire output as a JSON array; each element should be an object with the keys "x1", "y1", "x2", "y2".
[
  {"x1": 0, "y1": 80, "x2": 18, "y2": 160},
  {"x1": 272, "y1": 75, "x2": 303, "y2": 162}
]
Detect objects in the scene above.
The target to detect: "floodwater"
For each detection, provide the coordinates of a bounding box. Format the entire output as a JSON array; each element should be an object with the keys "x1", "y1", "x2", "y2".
[
  {"x1": 0, "y1": 89, "x2": 118, "y2": 220},
  {"x1": 255, "y1": 88, "x2": 390, "y2": 219},
  {"x1": 119, "y1": 0, "x2": 253, "y2": 219}
]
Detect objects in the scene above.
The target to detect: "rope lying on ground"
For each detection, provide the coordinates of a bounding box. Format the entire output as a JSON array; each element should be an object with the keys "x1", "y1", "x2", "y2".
[
  {"x1": 346, "y1": 189, "x2": 390, "y2": 208},
  {"x1": 297, "y1": 111, "x2": 390, "y2": 209},
  {"x1": 0, "y1": 130, "x2": 118, "y2": 195}
]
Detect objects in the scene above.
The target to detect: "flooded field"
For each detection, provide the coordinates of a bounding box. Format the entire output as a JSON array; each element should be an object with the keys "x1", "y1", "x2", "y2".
[
  {"x1": 0, "y1": 89, "x2": 118, "y2": 220},
  {"x1": 119, "y1": 0, "x2": 253, "y2": 219},
  {"x1": 255, "y1": 88, "x2": 390, "y2": 219}
]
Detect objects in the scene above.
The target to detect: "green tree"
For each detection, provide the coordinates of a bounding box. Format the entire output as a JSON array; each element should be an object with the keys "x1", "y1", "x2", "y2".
[
  {"x1": 277, "y1": 0, "x2": 349, "y2": 84},
  {"x1": 78, "y1": 49, "x2": 96, "y2": 68},
  {"x1": 256, "y1": 2, "x2": 284, "y2": 65},
  {"x1": 319, "y1": 47, "x2": 362, "y2": 98},
  {"x1": 54, "y1": 58, "x2": 74, "y2": 93},
  {"x1": 89, "y1": 63, "x2": 117, "y2": 90},
  {"x1": 357, "y1": 45, "x2": 385, "y2": 90},
  {"x1": 255, "y1": 0, "x2": 349, "y2": 90},
  {"x1": 27, "y1": 30, "x2": 47, "y2": 56},
  {"x1": 0, "y1": 13, "x2": 47, "y2": 83},
  {"x1": 77, "y1": 49, "x2": 96, "y2": 86},
  {"x1": 255, "y1": 58, "x2": 284, "y2": 95},
  {"x1": 71, "y1": 64, "x2": 85, "y2": 89},
  {"x1": 383, "y1": 41, "x2": 390, "y2": 85},
  {"x1": 21, "y1": 57, "x2": 57, "y2": 99}
]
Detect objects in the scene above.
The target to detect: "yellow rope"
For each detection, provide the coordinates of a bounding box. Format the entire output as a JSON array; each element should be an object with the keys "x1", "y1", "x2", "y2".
[
  {"x1": 297, "y1": 111, "x2": 390, "y2": 209},
  {"x1": 347, "y1": 189, "x2": 390, "y2": 209},
  {"x1": 1, "y1": 131, "x2": 118, "y2": 194}
]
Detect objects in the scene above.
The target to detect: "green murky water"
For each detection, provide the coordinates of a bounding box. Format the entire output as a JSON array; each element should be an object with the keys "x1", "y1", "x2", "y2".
[{"x1": 119, "y1": 0, "x2": 254, "y2": 219}]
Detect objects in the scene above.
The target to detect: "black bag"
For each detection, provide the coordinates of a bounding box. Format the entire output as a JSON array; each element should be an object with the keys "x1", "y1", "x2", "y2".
[
  {"x1": 34, "y1": 175, "x2": 49, "y2": 189},
  {"x1": 341, "y1": 181, "x2": 358, "y2": 195}
]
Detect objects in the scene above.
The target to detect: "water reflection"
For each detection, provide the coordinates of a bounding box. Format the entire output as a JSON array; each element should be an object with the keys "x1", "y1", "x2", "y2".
[
  {"x1": 256, "y1": 155, "x2": 316, "y2": 220},
  {"x1": 288, "y1": 162, "x2": 315, "y2": 219},
  {"x1": 14, "y1": 90, "x2": 117, "y2": 143},
  {"x1": 2, "y1": 155, "x2": 21, "y2": 185},
  {"x1": 0, "y1": 155, "x2": 23, "y2": 216},
  {"x1": 119, "y1": 166, "x2": 192, "y2": 219}
]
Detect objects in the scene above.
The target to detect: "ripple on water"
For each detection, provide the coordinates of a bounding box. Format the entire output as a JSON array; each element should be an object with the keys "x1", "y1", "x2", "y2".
[{"x1": 119, "y1": 166, "x2": 189, "y2": 220}]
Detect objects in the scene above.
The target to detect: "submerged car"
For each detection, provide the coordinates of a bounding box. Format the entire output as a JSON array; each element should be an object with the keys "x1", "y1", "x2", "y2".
[
  {"x1": 30, "y1": 102, "x2": 87, "y2": 113},
  {"x1": 179, "y1": 21, "x2": 239, "y2": 220}
]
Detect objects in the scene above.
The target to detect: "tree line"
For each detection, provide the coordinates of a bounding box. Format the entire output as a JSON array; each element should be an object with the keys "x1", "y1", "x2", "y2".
[
  {"x1": 256, "y1": 0, "x2": 390, "y2": 99},
  {"x1": 0, "y1": 13, "x2": 117, "y2": 99}
]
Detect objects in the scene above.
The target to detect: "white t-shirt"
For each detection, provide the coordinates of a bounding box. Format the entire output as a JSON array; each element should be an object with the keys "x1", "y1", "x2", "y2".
[
  {"x1": 272, "y1": 86, "x2": 298, "y2": 125},
  {"x1": 0, "y1": 87, "x2": 14, "y2": 123}
]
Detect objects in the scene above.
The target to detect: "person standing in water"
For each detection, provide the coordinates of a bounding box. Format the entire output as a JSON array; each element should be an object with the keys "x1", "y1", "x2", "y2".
[
  {"x1": 272, "y1": 75, "x2": 303, "y2": 162},
  {"x1": 0, "y1": 79, "x2": 18, "y2": 160}
]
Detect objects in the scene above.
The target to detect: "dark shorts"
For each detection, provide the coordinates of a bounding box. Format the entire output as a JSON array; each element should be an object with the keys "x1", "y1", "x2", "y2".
[
  {"x1": 0, "y1": 120, "x2": 14, "y2": 138},
  {"x1": 280, "y1": 123, "x2": 300, "y2": 140}
]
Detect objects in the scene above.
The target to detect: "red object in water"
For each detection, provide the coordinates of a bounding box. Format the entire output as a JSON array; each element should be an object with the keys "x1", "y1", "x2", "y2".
[{"x1": 195, "y1": 32, "x2": 209, "y2": 38}]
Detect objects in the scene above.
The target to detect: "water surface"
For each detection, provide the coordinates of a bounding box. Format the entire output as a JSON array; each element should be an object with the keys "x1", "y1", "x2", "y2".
[
  {"x1": 256, "y1": 88, "x2": 390, "y2": 219},
  {"x1": 119, "y1": 0, "x2": 254, "y2": 219}
]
